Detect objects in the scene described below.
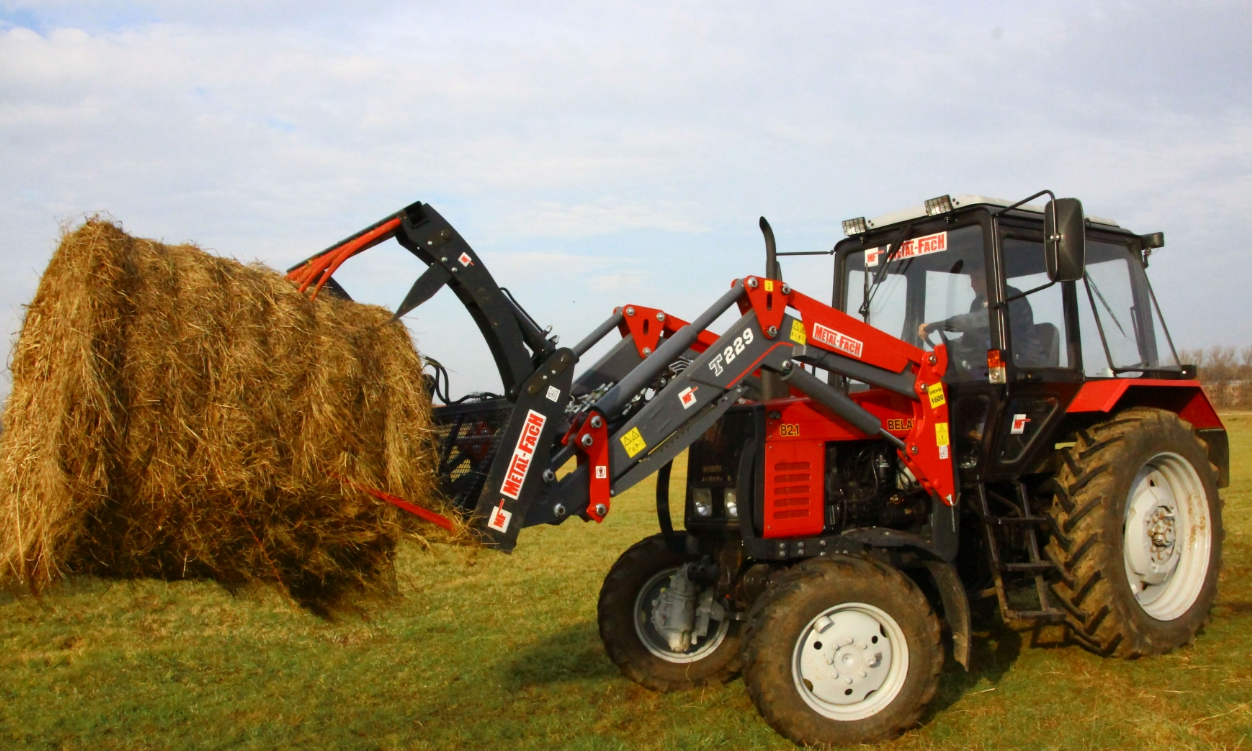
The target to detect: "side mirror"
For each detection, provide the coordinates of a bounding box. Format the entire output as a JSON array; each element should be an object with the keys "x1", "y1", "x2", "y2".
[{"x1": 1044, "y1": 198, "x2": 1086, "y2": 282}]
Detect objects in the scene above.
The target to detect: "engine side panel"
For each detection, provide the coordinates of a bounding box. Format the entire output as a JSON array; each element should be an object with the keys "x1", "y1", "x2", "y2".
[{"x1": 762, "y1": 439, "x2": 825, "y2": 538}]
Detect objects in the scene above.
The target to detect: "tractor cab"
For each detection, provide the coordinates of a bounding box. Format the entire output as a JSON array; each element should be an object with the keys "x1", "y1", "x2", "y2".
[{"x1": 828, "y1": 193, "x2": 1184, "y2": 480}]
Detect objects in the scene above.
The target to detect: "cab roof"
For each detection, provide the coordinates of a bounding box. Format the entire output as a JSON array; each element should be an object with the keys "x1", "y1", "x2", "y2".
[{"x1": 844, "y1": 194, "x2": 1120, "y2": 237}]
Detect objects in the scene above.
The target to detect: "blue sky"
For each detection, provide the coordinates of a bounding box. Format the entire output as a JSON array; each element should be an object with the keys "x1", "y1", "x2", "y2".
[{"x1": 2, "y1": 1, "x2": 1250, "y2": 398}]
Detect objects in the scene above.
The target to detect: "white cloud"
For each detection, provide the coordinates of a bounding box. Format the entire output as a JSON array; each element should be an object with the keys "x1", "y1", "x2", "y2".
[{"x1": 1, "y1": 0, "x2": 1251, "y2": 402}]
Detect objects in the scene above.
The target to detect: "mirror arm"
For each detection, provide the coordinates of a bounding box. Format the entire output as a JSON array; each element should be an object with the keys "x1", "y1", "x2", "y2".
[
  {"x1": 992, "y1": 279, "x2": 1057, "y2": 310},
  {"x1": 992, "y1": 189, "x2": 1057, "y2": 216}
]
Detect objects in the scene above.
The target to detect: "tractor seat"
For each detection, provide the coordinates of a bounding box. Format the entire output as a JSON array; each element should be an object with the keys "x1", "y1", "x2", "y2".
[
  {"x1": 1013, "y1": 322, "x2": 1061, "y2": 368},
  {"x1": 1035, "y1": 322, "x2": 1060, "y2": 367}
]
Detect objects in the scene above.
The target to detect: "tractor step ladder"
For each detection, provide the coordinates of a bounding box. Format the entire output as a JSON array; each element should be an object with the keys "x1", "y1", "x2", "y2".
[{"x1": 975, "y1": 482, "x2": 1065, "y2": 622}]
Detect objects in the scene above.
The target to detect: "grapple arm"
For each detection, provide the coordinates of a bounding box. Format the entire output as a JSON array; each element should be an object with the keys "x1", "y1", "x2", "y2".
[{"x1": 286, "y1": 201, "x2": 551, "y2": 399}]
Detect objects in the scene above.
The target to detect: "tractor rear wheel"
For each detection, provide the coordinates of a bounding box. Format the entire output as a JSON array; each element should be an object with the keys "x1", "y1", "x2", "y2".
[
  {"x1": 742, "y1": 555, "x2": 942, "y2": 747},
  {"x1": 597, "y1": 534, "x2": 742, "y2": 692},
  {"x1": 1044, "y1": 408, "x2": 1223, "y2": 657}
]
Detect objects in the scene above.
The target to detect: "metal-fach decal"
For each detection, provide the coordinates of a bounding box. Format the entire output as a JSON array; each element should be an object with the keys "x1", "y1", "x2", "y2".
[
  {"x1": 811, "y1": 322, "x2": 864, "y2": 358},
  {"x1": 501, "y1": 410, "x2": 546, "y2": 500},
  {"x1": 865, "y1": 231, "x2": 948, "y2": 267}
]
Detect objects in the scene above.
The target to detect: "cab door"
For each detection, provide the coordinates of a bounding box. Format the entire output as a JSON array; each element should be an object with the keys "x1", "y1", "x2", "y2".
[{"x1": 978, "y1": 220, "x2": 1083, "y2": 479}]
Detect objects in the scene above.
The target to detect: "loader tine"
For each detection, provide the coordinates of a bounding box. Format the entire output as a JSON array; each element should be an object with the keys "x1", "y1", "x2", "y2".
[
  {"x1": 391, "y1": 263, "x2": 453, "y2": 322},
  {"x1": 331, "y1": 472, "x2": 455, "y2": 532}
]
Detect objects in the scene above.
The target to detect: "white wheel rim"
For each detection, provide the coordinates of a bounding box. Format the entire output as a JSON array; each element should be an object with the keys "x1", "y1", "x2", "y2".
[
  {"x1": 633, "y1": 567, "x2": 729, "y2": 663},
  {"x1": 1122, "y1": 451, "x2": 1212, "y2": 621},
  {"x1": 792, "y1": 602, "x2": 909, "y2": 721}
]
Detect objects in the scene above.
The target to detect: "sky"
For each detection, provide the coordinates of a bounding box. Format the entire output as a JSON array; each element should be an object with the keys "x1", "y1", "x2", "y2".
[{"x1": 2, "y1": 0, "x2": 1250, "y2": 399}]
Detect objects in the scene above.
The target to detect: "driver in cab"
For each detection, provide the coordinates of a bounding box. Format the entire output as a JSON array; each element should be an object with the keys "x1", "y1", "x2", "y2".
[{"x1": 916, "y1": 259, "x2": 1046, "y2": 370}]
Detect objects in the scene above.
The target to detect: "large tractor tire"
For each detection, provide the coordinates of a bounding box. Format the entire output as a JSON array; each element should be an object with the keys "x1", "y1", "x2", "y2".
[
  {"x1": 742, "y1": 555, "x2": 943, "y2": 747},
  {"x1": 1044, "y1": 408, "x2": 1223, "y2": 657},
  {"x1": 597, "y1": 534, "x2": 743, "y2": 692}
]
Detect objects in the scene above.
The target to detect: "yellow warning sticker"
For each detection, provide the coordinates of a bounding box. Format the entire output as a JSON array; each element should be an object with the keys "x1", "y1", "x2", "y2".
[
  {"x1": 927, "y1": 382, "x2": 946, "y2": 409},
  {"x1": 764, "y1": 279, "x2": 774, "y2": 292},
  {"x1": 789, "y1": 319, "x2": 807, "y2": 345},
  {"x1": 620, "y1": 427, "x2": 647, "y2": 458},
  {"x1": 935, "y1": 422, "x2": 949, "y2": 447}
]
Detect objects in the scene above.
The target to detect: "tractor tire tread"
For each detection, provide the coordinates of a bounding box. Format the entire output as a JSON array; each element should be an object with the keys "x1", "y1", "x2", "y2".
[
  {"x1": 742, "y1": 555, "x2": 942, "y2": 747},
  {"x1": 1043, "y1": 408, "x2": 1224, "y2": 658},
  {"x1": 597, "y1": 535, "x2": 742, "y2": 693}
]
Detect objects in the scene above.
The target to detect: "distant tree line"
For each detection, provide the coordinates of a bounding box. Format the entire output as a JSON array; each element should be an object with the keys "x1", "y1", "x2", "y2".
[{"x1": 1179, "y1": 346, "x2": 1252, "y2": 411}]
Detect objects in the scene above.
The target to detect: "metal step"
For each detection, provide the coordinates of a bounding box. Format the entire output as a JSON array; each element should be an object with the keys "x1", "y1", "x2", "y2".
[
  {"x1": 1000, "y1": 561, "x2": 1057, "y2": 573},
  {"x1": 976, "y1": 481, "x2": 1065, "y2": 623},
  {"x1": 984, "y1": 516, "x2": 1050, "y2": 526},
  {"x1": 1001, "y1": 608, "x2": 1066, "y2": 621}
]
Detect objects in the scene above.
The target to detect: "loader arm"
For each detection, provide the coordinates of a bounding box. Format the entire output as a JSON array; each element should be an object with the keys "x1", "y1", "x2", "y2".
[{"x1": 505, "y1": 275, "x2": 954, "y2": 554}]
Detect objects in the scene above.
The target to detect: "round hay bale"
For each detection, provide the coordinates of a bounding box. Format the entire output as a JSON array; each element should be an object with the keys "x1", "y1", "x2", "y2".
[{"x1": 0, "y1": 218, "x2": 458, "y2": 614}]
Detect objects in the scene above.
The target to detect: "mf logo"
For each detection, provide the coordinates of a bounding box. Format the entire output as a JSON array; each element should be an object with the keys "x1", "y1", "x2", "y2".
[{"x1": 1010, "y1": 414, "x2": 1031, "y2": 435}]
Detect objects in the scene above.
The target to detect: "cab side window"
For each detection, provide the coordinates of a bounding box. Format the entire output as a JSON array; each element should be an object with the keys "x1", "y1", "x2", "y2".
[{"x1": 1002, "y1": 237, "x2": 1068, "y2": 369}]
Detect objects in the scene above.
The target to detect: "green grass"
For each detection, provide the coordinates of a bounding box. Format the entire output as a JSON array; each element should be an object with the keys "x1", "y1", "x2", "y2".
[{"x1": 3, "y1": 415, "x2": 1250, "y2": 750}]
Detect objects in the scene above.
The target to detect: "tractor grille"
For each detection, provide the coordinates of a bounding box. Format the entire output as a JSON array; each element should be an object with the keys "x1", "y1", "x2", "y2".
[{"x1": 430, "y1": 398, "x2": 514, "y2": 514}]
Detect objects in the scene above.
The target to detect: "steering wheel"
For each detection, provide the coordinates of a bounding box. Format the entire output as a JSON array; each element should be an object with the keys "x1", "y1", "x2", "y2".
[{"x1": 924, "y1": 327, "x2": 968, "y2": 377}]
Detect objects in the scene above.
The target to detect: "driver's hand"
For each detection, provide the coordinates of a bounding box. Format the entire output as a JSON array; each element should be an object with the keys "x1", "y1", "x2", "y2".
[{"x1": 917, "y1": 323, "x2": 930, "y2": 340}]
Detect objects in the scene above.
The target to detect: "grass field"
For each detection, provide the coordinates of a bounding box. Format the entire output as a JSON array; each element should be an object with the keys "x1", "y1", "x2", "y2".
[{"x1": 2, "y1": 414, "x2": 1249, "y2": 750}]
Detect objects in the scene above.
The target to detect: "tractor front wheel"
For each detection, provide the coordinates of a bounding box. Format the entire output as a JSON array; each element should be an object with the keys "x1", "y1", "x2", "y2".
[
  {"x1": 597, "y1": 534, "x2": 743, "y2": 692},
  {"x1": 742, "y1": 555, "x2": 943, "y2": 747},
  {"x1": 1044, "y1": 408, "x2": 1223, "y2": 657}
]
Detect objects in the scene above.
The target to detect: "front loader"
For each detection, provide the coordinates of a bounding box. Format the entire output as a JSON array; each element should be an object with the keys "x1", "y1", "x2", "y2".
[{"x1": 288, "y1": 193, "x2": 1228, "y2": 747}]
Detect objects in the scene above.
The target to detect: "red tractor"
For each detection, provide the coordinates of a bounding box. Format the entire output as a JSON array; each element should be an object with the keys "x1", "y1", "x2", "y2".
[{"x1": 289, "y1": 191, "x2": 1227, "y2": 746}]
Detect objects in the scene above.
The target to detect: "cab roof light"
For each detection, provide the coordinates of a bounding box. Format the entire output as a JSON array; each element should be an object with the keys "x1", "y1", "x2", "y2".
[
  {"x1": 842, "y1": 217, "x2": 869, "y2": 237},
  {"x1": 924, "y1": 195, "x2": 954, "y2": 216}
]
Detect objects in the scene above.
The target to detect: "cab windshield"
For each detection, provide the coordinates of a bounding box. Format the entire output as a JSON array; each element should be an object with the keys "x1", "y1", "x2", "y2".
[{"x1": 843, "y1": 224, "x2": 989, "y2": 381}]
